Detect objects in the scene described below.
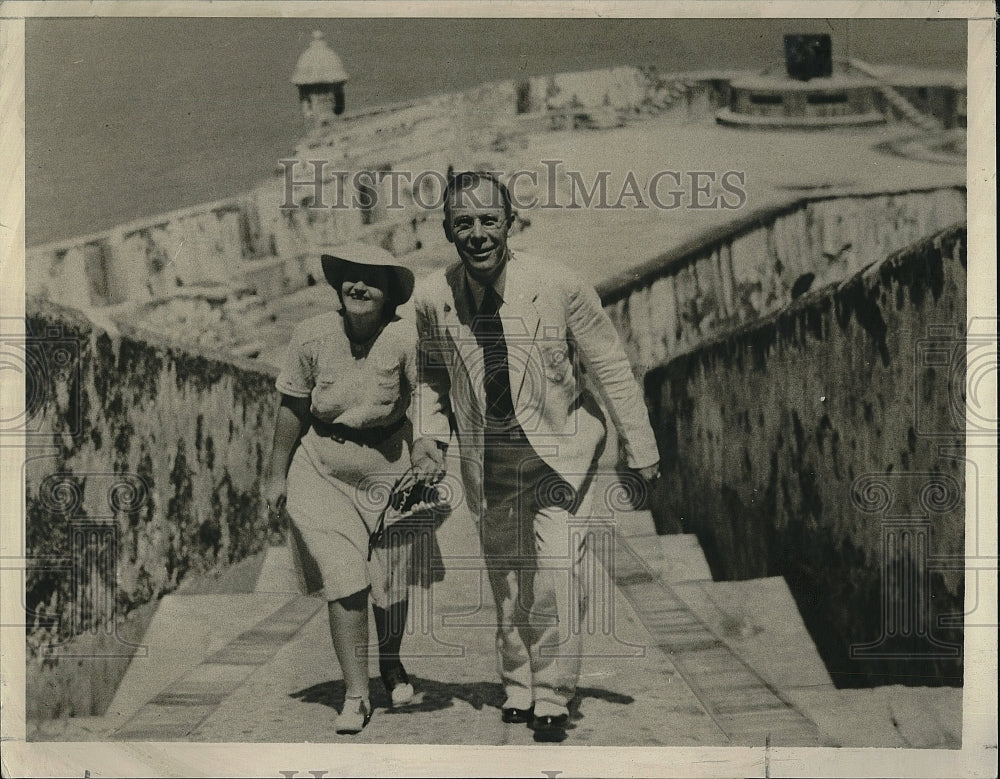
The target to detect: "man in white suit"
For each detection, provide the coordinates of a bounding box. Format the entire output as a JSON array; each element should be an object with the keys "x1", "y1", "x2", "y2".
[{"x1": 412, "y1": 171, "x2": 659, "y2": 737}]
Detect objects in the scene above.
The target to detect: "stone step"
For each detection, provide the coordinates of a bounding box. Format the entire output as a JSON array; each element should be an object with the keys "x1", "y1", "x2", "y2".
[
  {"x1": 667, "y1": 570, "x2": 962, "y2": 748},
  {"x1": 104, "y1": 593, "x2": 296, "y2": 726},
  {"x1": 173, "y1": 550, "x2": 267, "y2": 595},
  {"x1": 783, "y1": 685, "x2": 963, "y2": 748},
  {"x1": 610, "y1": 532, "x2": 828, "y2": 747},
  {"x1": 28, "y1": 714, "x2": 119, "y2": 741},
  {"x1": 612, "y1": 511, "x2": 713, "y2": 584},
  {"x1": 612, "y1": 512, "x2": 828, "y2": 692},
  {"x1": 253, "y1": 543, "x2": 301, "y2": 594},
  {"x1": 670, "y1": 577, "x2": 833, "y2": 692},
  {"x1": 111, "y1": 596, "x2": 323, "y2": 740}
]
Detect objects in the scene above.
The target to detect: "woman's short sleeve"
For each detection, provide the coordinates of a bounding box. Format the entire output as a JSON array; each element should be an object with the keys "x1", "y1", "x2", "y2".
[{"x1": 275, "y1": 325, "x2": 316, "y2": 398}]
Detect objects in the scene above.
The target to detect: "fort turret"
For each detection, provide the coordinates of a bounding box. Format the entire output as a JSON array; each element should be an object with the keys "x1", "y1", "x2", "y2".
[{"x1": 291, "y1": 30, "x2": 349, "y2": 127}]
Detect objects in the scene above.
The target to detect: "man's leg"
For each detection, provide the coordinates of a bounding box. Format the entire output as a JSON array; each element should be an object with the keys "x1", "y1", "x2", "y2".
[
  {"x1": 480, "y1": 499, "x2": 535, "y2": 710},
  {"x1": 527, "y1": 477, "x2": 597, "y2": 717}
]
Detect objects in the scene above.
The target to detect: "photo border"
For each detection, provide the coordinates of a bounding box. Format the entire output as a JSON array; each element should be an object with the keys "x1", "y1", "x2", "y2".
[{"x1": 1, "y1": 3, "x2": 995, "y2": 777}]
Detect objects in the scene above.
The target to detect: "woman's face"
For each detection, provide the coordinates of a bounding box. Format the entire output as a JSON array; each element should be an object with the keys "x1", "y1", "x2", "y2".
[{"x1": 340, "y1": 263, "x2": 390, "y2": 320}]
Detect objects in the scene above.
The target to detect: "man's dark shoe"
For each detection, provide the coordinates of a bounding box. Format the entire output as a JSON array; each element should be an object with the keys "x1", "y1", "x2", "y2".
[
  {"x1": 501, "y1": 705, "x2": 533, "y2": 724},
  {"x1": 530, "y1": 712, "x2": 569, "y2": 741}
]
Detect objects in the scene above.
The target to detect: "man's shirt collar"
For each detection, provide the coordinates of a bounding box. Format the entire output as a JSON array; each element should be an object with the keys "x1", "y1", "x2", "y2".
[{"x1": 465, "y1": 259, "x2": 509, "y2": 312}]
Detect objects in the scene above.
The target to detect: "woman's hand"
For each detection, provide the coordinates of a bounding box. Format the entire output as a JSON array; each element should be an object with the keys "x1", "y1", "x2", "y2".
[{"x1": 266, "y1": 395, "x2": 308, "y2": 526}]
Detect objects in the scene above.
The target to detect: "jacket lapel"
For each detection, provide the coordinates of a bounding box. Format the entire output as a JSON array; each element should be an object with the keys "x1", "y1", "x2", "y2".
[
  {"x1": 502, "y1": 257, "x2": 541, "y2": 407},
  {"x1": 442, "y1": 263, "x2": 485, "y2": 407}
]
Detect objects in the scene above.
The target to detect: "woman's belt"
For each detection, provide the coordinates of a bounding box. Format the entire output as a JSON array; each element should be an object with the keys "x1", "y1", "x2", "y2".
[{"x1": 312, "y1": 416, "x2": 407, "y2": 446}]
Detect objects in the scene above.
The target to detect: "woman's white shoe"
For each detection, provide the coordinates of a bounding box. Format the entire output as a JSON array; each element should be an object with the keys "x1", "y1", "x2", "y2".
[
  {"x1": 335, "y1": 696, "x2": 372, "y2": 734},
  {"x1": 390, "y1": 682, "x2": 415, "y2": 706}
]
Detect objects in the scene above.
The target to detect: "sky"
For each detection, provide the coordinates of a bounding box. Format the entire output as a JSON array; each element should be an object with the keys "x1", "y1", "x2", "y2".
[{"x1": 24, "y1": 17, "x2": 967, "y2": 246}]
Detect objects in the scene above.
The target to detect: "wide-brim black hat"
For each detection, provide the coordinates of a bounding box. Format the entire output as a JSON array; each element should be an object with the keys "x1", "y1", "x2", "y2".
[{"x1": 319, "y1": 242, "x2": 415, "y2": 305}]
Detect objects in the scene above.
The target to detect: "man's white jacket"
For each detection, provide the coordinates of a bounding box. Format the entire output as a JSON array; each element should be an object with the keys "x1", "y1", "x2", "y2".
[{"x1": 412, "y1": 252, "x2": 659, "y2": 517}]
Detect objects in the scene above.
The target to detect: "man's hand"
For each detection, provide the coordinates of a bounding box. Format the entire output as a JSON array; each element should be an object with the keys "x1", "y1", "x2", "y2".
[
  {"x1": 412, "y1": 437, "x2": 447, "y2": 483},
  {"x1": 634, "y1": 463, "x2": 660, "y2": 485}
]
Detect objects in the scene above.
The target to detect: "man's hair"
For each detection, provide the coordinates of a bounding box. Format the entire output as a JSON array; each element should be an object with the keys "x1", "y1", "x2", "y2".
[{"x1": 443, "y1": 170, "x2": 514, "y2": 222}]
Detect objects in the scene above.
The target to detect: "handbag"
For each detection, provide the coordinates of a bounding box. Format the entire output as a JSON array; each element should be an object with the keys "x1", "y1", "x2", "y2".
[{"x1": 367, "y1": 466, "x2": 449, "y2": 561}]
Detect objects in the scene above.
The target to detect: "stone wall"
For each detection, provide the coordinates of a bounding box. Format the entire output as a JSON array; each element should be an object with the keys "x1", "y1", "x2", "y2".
[
  {"x1": 27, "y1": 60, "x2": 963, "y2": 314},
  {"x1": 600, "y1": 186, "x2": 966, "y2": 376},
  {"x1": 24, "y1": 65, "x2": 716, "y2": 314},
  {"x1": 642, "y1": 225, "x2": 966, "y2": 686},
  {"x1": 24, "y1": 299, "x2": 279, "y2": 707}
]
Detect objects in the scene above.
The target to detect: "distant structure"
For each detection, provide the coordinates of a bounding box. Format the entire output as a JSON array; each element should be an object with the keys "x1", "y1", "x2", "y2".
[
  {"x1": 716, "y1": 33, "x2": 952, "y2": 131},
  {"x1": 716, "y1": 34, "x2": 882, "y2": 129},
  {"x1": 291, "y1": 30, "x2": 349, "y2": 127}
]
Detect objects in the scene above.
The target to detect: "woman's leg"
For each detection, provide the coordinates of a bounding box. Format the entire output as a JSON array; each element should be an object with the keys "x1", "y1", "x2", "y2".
[
  {"x1": 374, "y1": 597, "x2": 409, "y2": 669},
  {"x1": 328, "y1": 588, "x2": 370, "y2": 700},
  {"x1": 374, "y1": 598, "x2": 414, "y2": 704},
  {"x1": 373, "y1": 527, "x2": 419, "y2": 704}
]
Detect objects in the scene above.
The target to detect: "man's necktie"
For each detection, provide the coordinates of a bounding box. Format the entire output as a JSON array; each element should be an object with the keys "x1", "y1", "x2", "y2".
[{"x1": 472, "y1": 285, "x2": 517, "y2": 428}]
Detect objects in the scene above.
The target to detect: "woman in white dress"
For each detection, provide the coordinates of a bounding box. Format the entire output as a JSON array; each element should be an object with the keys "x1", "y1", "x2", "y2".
[{"x1": 265, "y1": 243, "x2": 427, "y2": 735}]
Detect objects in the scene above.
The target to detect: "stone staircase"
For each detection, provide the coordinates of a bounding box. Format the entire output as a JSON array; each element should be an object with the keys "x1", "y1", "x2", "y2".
[
  {"x1": 841, "y1": 57, "x2": 945, "y2": 131},
  {"x1": 33, "y1": 507, "x2": 960, "y2": 747},
  {"x1": 611, "y1": 514, "x2": 826, "y2": 746},
  {"x1": 614, "y1": 513, "x2": 961, "y2": 749}
]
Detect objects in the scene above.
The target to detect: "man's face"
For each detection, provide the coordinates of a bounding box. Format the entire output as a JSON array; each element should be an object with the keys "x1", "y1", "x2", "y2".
[{"x1": 444, "y1": 179, "x2": 513, "y2": 285}]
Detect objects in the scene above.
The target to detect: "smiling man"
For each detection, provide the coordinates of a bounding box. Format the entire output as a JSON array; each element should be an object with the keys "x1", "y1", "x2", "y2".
[{"x1": 411, "y1": 171, "x2": 660, "y2": 740}]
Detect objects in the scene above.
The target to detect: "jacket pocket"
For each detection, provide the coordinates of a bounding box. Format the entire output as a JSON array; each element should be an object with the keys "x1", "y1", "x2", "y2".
[{"x1": 540, "y1": 343, "x2": 572, "y2": 384}]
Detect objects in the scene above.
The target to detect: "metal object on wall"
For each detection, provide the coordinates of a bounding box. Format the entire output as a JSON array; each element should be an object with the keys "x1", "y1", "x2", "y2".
[{"x1": 784, "y1": 34, "x2": 833, "y2": 81}]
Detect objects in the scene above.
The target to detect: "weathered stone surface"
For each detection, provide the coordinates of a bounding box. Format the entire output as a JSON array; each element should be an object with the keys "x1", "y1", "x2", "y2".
[
  {"x1": 601, "y1": 187, "x2": 966, "y2": 376},
  {"x1": 24, "y1": 298, "x2": 280, "y2": 713},
  {"x1": 642, "y1": 225, "x2": 967, "y2": 686}
]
